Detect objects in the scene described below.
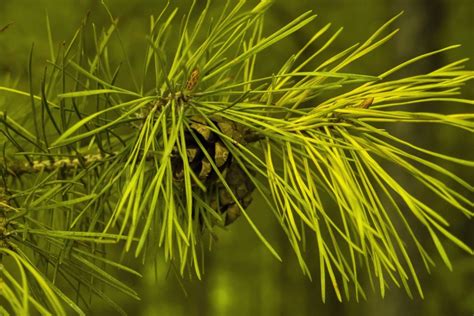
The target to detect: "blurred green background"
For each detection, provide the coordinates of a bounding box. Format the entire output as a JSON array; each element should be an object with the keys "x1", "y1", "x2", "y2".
[{"x1": 1, "y1": 0, "x2": 473, "y2": 315}]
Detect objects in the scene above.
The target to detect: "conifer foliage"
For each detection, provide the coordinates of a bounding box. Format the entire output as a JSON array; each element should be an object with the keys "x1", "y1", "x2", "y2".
[{"x1": 0, "y1": 1, "x2": 473, "y2": 314}]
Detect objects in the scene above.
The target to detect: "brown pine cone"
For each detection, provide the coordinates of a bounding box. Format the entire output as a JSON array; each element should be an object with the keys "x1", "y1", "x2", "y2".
[{"x1": 172, "y1": 115, "x2": 256, "y2": 225}]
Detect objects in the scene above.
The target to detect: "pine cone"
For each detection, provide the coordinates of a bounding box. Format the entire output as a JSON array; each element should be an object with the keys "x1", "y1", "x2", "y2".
[{"x1": 172, "y1": 116, "x2": 255, "y2": 225}]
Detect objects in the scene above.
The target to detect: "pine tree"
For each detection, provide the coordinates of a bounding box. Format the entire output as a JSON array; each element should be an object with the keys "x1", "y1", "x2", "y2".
[{"x1": 0, "y1": 1, "x2": 473, "y2": 314}]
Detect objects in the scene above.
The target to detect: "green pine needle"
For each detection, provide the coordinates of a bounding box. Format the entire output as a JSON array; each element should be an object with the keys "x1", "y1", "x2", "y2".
[{"x1": 1, "y1": 0, "x2": 473, "y2": 312}]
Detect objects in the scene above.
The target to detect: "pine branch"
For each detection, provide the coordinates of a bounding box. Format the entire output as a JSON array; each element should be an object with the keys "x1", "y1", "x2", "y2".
[{"x1": 0, "y1": 0, "x2": 473, "y2": 313}]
